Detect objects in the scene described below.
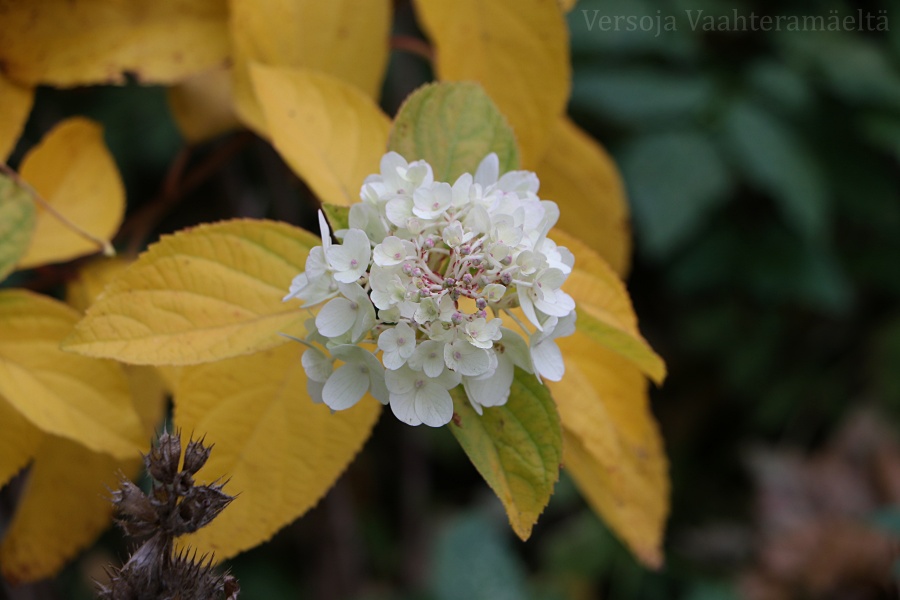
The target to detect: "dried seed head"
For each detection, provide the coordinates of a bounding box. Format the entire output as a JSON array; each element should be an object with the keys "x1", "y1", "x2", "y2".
[
  {"x1": 172, "y1": 484, "x2": 234, "y2": 536},
  {"x1": 147, "y1": 430, "x2": 182, "y2": 484},
  {"x1": 100, "y1": 431, "x2": 238, "y2": 600},
  {"x1": 111, "y1": 478, "x2": 158, "y2": 538},
  {"x1": 183, "y1": 438, "x2": 212, "y2": 475}
]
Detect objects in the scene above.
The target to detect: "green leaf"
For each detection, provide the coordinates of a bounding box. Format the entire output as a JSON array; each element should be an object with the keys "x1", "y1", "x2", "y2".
[
  {"x1": 388, "y1": 82, "x2": 519, "y2": 182},
  {"x1": 860, "y1": 112, "x2": 900, "y2": 162},
  {"x1": 619, "y1": 131, "x2": 732, "y2": 259},
  {"x1": 723, "y1": 100, "x2": 829, "y2": 242},
  {"x1": 571, "y1": 68, "x2": 714, "y2": 126},
  {"x1": 746, "y1": 60, "x2": 814, "y2": 115},
  {"x1": 430, "y1": 511, "x2": 530, "y2": 600},
  {"x1": 449, "y1": 369, "x2": 561, "y2": 540},
  {"x1": 321, "y1": 203, "x2": 350, "y2": 232},
  {"x1": 869, "y1": 508, "x2": 900, "y2": 538},
  {"x1": 567, "y1": 0, "x2": 699, "y2": 62},
  {"x1": 778, "y1": 32, "x2": 900, "y2": 110},
  {"x1": 0, "y1": 174, "x2": 35, "y2": 281}
]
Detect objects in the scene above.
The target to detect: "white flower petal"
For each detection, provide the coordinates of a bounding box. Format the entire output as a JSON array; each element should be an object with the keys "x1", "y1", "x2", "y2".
[
  {"x1": 385, "y1": 197, "x2": 414, "y2": 227},
  {"x1": 415, "y1": 384, "x2": 454, "y2": 427},
  {"x1": 409, "y1": 340, "x2": 445, "y2": 378},
  {"x1": 317, "y1": 210, "x2": 332, "y2": 250},
  {"x1": 306, "y1": 378, "x2": 325, "y2": 404},
  {"x1": 385, "y1": 365, "x2": 416, "y2": 394},
  {"x1": 517, "y1": 285, "x2": 541, "y2": 330},
  {"x1": 498, "y1": 328, "x2": 533, "y2": 373},
  {"x1": 301, "y1": 348, "x2": 333, "y2": 382},
  {"x1": 475, "y1": 153, "x2": 499, "y2": 187},
  {"x1": 322, "y1": 363, "x2": 369, "y2": 411},
  {"x1": 531, "y1": 337, "x2": 565, "y2": 381},
  {"x1": 316, "y1": 298, "x2": 356, "y2": 337},
  {"x1": 390, "y1": 391, "x2": 421, "y2": 426},
  {"x1": 444, "y1": 340, "x2": 493, "y2": 377},
  {"x1": 463, "y1": 355, "x2": 514, "y2": 411}
]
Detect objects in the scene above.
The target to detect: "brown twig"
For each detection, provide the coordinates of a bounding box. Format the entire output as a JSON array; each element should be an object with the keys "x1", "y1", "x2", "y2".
[
  {"x1": 391, "y1": 35, "x2": 434, "y2": 62},
  {"x1": 119, "y1": 132, "x2": 253, "y2": 255},
  {"x1": 0, "y1": 163, "x2": 115, "y2": 258}
]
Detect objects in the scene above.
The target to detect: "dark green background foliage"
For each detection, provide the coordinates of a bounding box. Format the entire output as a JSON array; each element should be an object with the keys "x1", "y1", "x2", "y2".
[{"x1": 3, "y1": 0, "x2": 899, "y2": 598}]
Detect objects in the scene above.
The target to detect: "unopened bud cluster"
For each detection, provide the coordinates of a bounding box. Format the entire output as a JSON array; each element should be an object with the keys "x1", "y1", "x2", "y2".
[
  {"x1": 98, "y1": 431, "x2": 239, "y2": 600},
  {"x1": 285, "y1": 153, "x2": 576, "y2": 427}
]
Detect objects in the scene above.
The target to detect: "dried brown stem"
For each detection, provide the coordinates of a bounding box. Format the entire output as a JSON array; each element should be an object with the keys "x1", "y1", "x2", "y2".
[
  {"x1": 391, "y1": 35, "x2": 434, "y2": 62},
  {"x1": 119, "y1": 132, "x2": 253, "y2": 255}
]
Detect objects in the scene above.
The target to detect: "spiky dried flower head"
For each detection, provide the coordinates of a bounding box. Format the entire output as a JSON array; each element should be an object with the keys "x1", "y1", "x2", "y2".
[{"x1": 99, "y1": 430, "x2": 238, "y2": 600}]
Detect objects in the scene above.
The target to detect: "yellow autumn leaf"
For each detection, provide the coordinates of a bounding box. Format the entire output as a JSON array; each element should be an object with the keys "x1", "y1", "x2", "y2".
[
  {"x1": 0, "y1": 436, "x2": 128, "y2": 583},
  {"x1": 0, "y1": 360, "x2": 165, "y2": 583},
  {"x1": 537, "y1": 118, "x2": 632, "y2": 277},
  {"x1": 0, "y1": 258, "x2": 167, "y2": 583},
  {"x1": 65, "y1": 255, "x2": 172, "y2": 426},
  {"x1": 174, "y1": 343, "x2": 381, "y2": 559},
  {"x1": 558, "y1": 0, "x2": 578, "y2": 11},
  {"x1": 0, "y1": 290, "x2": 143, "y2": 459},
  {"x1": 556, "y1": 228, "x2": 666, "y2": 383},
  {"x1": 0, "y1": 398, "x2": 41, "y2": 490},
  {"x1": 124, "y1": 366, "x2": 169, "y2": 432},
  {"x1": 550, "y1": 332, "x2": 669, "y2": 569},
  {"x1": 230, "y1": 0, "x2": 391, "y2": 134},
  {"x1": 63, "y1": 219, "x2": 319, "y2": 365},
  {"x1": 0, "y1": 376, "x2": 164, "y2": 584},
  {"x1": 16, "y1": 118, "x2": 125, "y2": 270},
  {"x1": 414, "y1": 0, "x2": 570, "y2": 167},
  {"x1": 251, "y1": 65, "x2": 391, "y2": 206},
  {"x1": 167, "y1": 65, "x2": 240, "y2": 143},
  {"x1": 0, "y1": 73, "x2": 33, "y2": 161},
  {"x1": 65, "y1": 256, "x2": 133, "y2": 313},
  {"x1": 0, "y1": 0, "x2": 229, "y2": 87}
]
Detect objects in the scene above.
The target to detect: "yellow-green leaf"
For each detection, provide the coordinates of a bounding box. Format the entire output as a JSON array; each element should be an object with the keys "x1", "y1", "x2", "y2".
[
  {"x1": 167, "y1": 65, "x2": 240, "y2": 143},
  {"x1": 413, "y1": 0, "x2": 570, "y2": 166},
  {"x1": 0, "y1": 0, "x2": 229, "y2": 87},
  {"x1": 550, "y1": 332, "x2": 669, "y2": 568},
  {"x1": 16, "y1": 118, "x2": 125, "y2": 270},
  {"x1": 0, "y1": 73, "x2": 33, "y2": 161},
  {"x1": 0, "y1": 290, "x2": 143, "y2": 459},
  {"x1": 251, "y1": 65, "x2": 391, "y2": 206},
  {"x1": 230, "y1": 0, "x2": 391, "y2": 134},
  {"x1": 0, "y1": 398, "x2": 41, "y2": 490},
  {"x1": 537, "y1": 117, "x2": 632, "y2": 276},
  {"x1": 449, "y1": 370, "x2": 561, "y2": 540},
  {"x1": 0, "y1": 175, "x2": 35, "y2": 282},
  {"x1": 63, "y1": 219, "x2": 319, "y2": 365},
  {"x1": 556, "y1": 228, "x2": 666, "y2": 384},
  {"x1": 388, "y1": 82, "x2": 520, "y2": 182},
  {"x1": 174, "y1": 343, "x2": 381, "y2": 559},
  {"x1": 321, "y1": 203, "x2": 351, "y2": 232}
]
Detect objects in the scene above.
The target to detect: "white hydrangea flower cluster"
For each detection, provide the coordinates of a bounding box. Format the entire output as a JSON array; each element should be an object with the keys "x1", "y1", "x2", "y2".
[{"x1": 284, "y1": 152, "x2": 576, "y2": 427}]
